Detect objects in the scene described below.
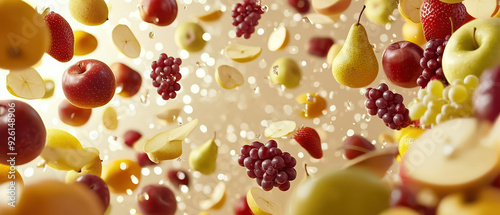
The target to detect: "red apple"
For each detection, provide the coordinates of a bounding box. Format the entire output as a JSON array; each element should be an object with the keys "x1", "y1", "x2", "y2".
[
  {"x1": 382, "y1": 41, "x2": 424, "y2": 88},
  {"x1": 343, "y1": 135, "x2": 376, "y2": 160},
  {"x1": 58, "y1": 99, "x2": 92, "y2": 126},
  {"x1": 288, "y1": 0, "x2": 310, "y2": 14},
  {"x1": 0, "y1": 100, "x2": 46, "y2": 165},
  {"x1": 139, "y1": 0, "x2": 178, "y2": 26},
  {"x1": 123, "y1": 130, "x2": 142, "y2": 148},
  {"x1": 474, "y1": 64, "x2": 500, "y2": 122},
  {"x1": 137, "y1": 152, "x2": 156, "y2": 167},
  {"x1": 75, "y1": 174, "x2": 110, "y2": 212},
  {"x1": 137, "y1": 184, "x2": 177, "y2": 215},
  {"x1": 166, "y1": 169, "x2": 189, "y2": 188},
  {"x1": 234, "y1": 196, "x2": 254, "y2": 215},
  {"x1": 308, "y1": 37, "x2": 334, "y2": 57},
  {"x1": 62, "y1": 59, "x2": 116, "y2": 109},
  {"x1": 110, "y1": 62, "x2": 142, "y2": 97}
]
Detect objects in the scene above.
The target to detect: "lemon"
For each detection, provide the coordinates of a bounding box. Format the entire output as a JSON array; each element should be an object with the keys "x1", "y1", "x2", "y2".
[
  {"x1": 46, "y1": 129, "x2": 83, "y2": 149},
  {"x1": 74, "y1": 30, "x2": 98, "y2": 56},
  {"x1": 398, "y1": 127, "x2": 426, "y2": 160}
]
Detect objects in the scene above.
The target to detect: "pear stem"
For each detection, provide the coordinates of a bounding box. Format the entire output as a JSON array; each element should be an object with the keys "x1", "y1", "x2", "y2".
[
  {"x1": 304, "y1": 163, "x2": 309, "y2": 177},
  {"x1": 357, "y1": 5, "x2": 366, "y2": 25},
  {"x1": 213, "y1": 132, "x2": 216, "y2": 139},
  {"x1": 472, "y1": 27, "x2": 478, "y2": 49}
]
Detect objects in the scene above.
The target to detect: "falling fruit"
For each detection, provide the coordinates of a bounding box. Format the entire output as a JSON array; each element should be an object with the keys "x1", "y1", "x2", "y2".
[
  {"x1": 6, "y1": 68, "x2": 46, "y2": 99},
  {"x1": 264, "y1": 120, "x2": 297, "y2": 139},
  {"x1": 215, "y1": 65, "x2": 244, "y2": 89},
  {"x1": 200, "y1": 182, "x2": 227, "y2": 210},
  {"x1": 225, "y1": 44, "x2": 262, "y2": 63},
  {"x1": 103, "y1": 106, "x2": 118, "y2": 130},
  {"x1": 112, "y1": 24, "x2": 141, "y2": 58}
]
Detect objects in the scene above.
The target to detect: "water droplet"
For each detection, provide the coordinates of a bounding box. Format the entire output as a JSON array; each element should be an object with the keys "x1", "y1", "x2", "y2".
[{"x1": 272, "y1": 65, "x2": 279, "y2": 75}]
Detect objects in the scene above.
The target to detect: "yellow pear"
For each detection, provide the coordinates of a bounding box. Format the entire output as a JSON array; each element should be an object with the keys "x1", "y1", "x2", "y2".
[
  {"x1": 332, "y1": 6, "x2": 378, "y2": 88},
  {"x1": 189, "y1": 133, "x2": 218, "y2": 175},
  {"x1": 65, "y1": 154, "x2": 102, "y2": 183},
  {"x1": 69, "y1": 0, "x2": 108, "y2": 26}
]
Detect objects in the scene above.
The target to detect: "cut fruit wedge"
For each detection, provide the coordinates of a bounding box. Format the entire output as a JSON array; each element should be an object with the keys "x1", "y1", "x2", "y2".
[
  {"x1": 303, "y1": 13, "x2": 337, "y2": 25},
  {"x1": 196, "y1": 9, "x2": 224, "y2": 22},
  {"x1": 225, "y1": 44, "x2": 262, "y2": 63},
  {"x1": 342, "y1": 145, "x2": 398, "y2": 178},
  {"x1": 264, "y1": 120, "x2": 297, "y2": 139},
  {"x1": 215, "y1": 65, "x2": 244, "y2": 89},
  {"x1": 40, "y1": 147, "x2": 100, "y2": 172},
  {"x1": 103, "y1": 106, "x2": 118, "y2": 130},
  {"x1": 267, "y1": 26, "x2": 289, "y2": 51},
  {"x1": 200, "y1": 182, "x2": 226, "y2": 210},
  {"x1": 247, "y1": 187, "x2": 282, "y2": 215},
  {"x1": 42, "y1": 79, "x2": 55, "y2": 99},
  {"x1": 399, "y1": 0, "x2": 423, "y2": 23},
  {"x1": 6, "y1": 68, "x2": 46, "y2": 99},
  {"x1": 112, "y1": 24, "x2": 141, "y2": 58},
  {"x1": 439, "y1": 0, "x2": 464, "y2": 3},
  {"x1": 312, "y1": 0, "x2": 352, "y2": 16},
  {"x1": 144, "y1": 119, "x2": 198, "y2": 163},
  {"x1": 156, "y1": 107, "x2": 182, "y2": 124},
  {"x1": 463, "y1": 0, "x2": 499, "y2": 19}
]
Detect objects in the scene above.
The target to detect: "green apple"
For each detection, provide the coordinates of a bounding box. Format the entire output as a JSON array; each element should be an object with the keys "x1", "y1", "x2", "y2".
[
  {"x1": 269, "y1": 57, "x2": 301, "y2": 89},
  {"x1": 175, "y1": 22, "x2": 206, "y2": 52},
  {"x1": 442, "y1": 18, "x2": 500, "y2": 83},
  {"x1": 437, "y1": 187, "x2": 500, "y2": 215},
  {"x1": 288, "y1": 168, "x2": 390, "y2": 215},
  {"x1": 364, "y1": 0, "x2": 397, "y2": 25}
]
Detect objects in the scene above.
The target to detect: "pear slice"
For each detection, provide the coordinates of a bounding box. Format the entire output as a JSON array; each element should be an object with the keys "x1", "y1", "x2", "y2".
[
  {"x1": 215, "y1": 65, "x2": 244, "y2": 89},
  {"x1": 40, "y1": 147, "x2": 100, "y2": 172},
  {"x1": 303, "y1": 13, "x2": 337, "y2": 25},
  {"x1": 42, "y1": 79, "x2": 55, "y2": 99},
  {"x1": 200, "y1": 182, "x2": 226, "y2": 210},
  {"x1": 225, "y1": 44, "x2": 262, "y2": 63},
  {"x1": 156, "y1": 107, "x2": 182, "y2": 124},
  {"x1": 103, "y1": 106, "x2": 118, "y2": 130},
  {"x1": 264, "y1": 120, "x2": 297, "y2": 139},
  {"x1": 463, "y1": 0, "x2": 498, "y2": 19},
  {"x1": 6, "y1": 68, "x2": 46, "y2": 99},
  {"x1": 312, "y1": 0, "x2": 352, "y2": 16},
  {"x1": 112, "y1": 24, "x2": 141, "y2": 58},
  {"x1": 399, "y1": 0, "x2": 423, "y2": 23},
  {"x1": 247, "y1": 187, "x2": 282, "y2": 215},
  {"x1": 267, "y1": 26, "x2": 289, "y2": 51},
  {"x1": 196, "y1": 9, "x2": 224, "y2": 22},
  {"x1": 144, "y1": 119, "x2": 198, "y2": 163}
]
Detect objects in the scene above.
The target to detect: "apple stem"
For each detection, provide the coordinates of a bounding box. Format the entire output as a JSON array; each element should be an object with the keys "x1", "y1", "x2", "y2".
[
  {"x1": 449, "y1": 17, "x2": 454, "y2": 35},
  {"x1": 472, "y1": 27, "x2": 478, "y2": 49},
  {"x1": 304, "y1": 163, "x2": 309, "y2": 177},
  {"x1": 357, "y1": 5, "x2": 366, "y2": 25}
]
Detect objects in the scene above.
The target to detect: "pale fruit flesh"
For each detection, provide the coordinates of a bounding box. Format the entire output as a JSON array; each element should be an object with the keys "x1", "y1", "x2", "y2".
[
  {"x1": 225, "y1": 44, "x2": 262, "y2": 63},
  {"x1": 6, "y1": 68, "x2": 46, "y2": 99},
  {"x1": 74, "y1": 30, "x2": 98, "y2": 56},
  {"x1": 112, "y1": 24, "x2": 141, "y2": 58},
  {"x1": 215, "y1": 65, "x2": 244, "y2": 89},
  {"x1": 247, "y1": 187, "x2": 282, "y2": 215},
  {"x1": 267, "y1": 26, "x2": 289, "y2": 51}
]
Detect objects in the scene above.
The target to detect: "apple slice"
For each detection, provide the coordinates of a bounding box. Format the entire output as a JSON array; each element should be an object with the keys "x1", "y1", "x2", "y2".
[
  {"x1": 267, "y1": 26, "x2": 289, "y2": 51},
  {"x1": 225, "y1": 44, "x2": 262, "y2": 63},
  {"x1": 303, "y1": 13, "x2": 338, "y2": 25},
  {"x1": 156, "y1": 107, "x2": 182, "y2": 124},
  {"x1": 264, "y1": 120, "x2": 297, "y2": 139},
  {"x1": 112, "y1": 24, "x2": 141, "y2": 58},
  {"x1": 400, "y1": 118, "x2": 500, "y2": 197},
  {"x1": 215, "y1": 65, "x2": 244, "y2": 89},
  {"x1": 343, "y1": 145, "x2": 398, "y2": 178},
  {"x1": 103, "y1": 106, "x2": 118, "y2": 130},
  {"x1": 40, "y1": 147, "x2": 100, "y2": 172},
  {"x1": 200, "y1": 182, "x2": 226, "y2": 210},
  {"x1": 399, "y1": 0, "x2": 423, "y2": 23},
  {"x1": 247, "y1": 187, "x2": 282, "y2": 215},
  {"x1": 6, "y1": 68, "x2": 46, "y2": 99},
  {"x1": 463, "y1": 0, "x2": 498, "y2": 19},
  {"x1": 196, "y1": 9, "x2": 223, "y2": 22},
  {"x1": 439, "y1": 0, "x2": 464, "y2": 3},
  {"x1": 144, "y1": 119, "x2": 198, "y2": 163},
  {"x1": 42, "y1": 79, "x2": 55, "y2": 99},
  {"x1": 312, "y1": 0, "x2": 352, "y2": 16}
]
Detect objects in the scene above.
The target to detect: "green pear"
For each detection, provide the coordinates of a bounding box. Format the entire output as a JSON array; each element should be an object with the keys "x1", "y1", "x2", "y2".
[
  {"x1": 189, "y1": 134, "x2": 218, "y2": 175},
  {"x1": 288, "y1": 168, "x2": 390, "y2": 215},
  {"x1": 332, "y1": 6, "x2": 378, "y2": 88},
  {"x1": 269, "y1": 57, "x2": 301, "y2": 88},
  {"x1": 442, "y1": 18, "x2": 500, "y2": 83},
  {"x1": 175, "y1": 22, "x2": 206, "y2": 52},
  {"x1": 364, "y1": 0, "x2": 398, "y2": 25}
]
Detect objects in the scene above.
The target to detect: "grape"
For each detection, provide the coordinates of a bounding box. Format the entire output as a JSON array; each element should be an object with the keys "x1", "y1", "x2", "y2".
[
  {"x1": 254, "y1": 169, "x2": 264, "y2": 178},
  {"x1": 256, "y1": 177, "x2": 263, "y2": 186},
  {"x1": 123, "y1": 130, "x2": 142, "y2": 148},
  {"x1": 417, "y1": 37, "x2": 450, "y2": 88},
  {"x1": 266, "y1": 167, "x2": 277, "y2": 176},
  {"x1": 262, "y1": 159, "x2": 272, "y2": 170},
  {"x1": 364, "y1": 83, "x2": 412, "y2": 130},
  {"x1": 249, "y1": 148, "x2": 259, "y2": 159},
  {"x1": 231, "y1": 0, "x2": 265, "y2": 39},
  {"x1": 241, "y1": 145, "x2": 252, "y2": 156},
  {"x1": 284, "y1": 167, "x2": 297, "y2": 180},
  {"x1": 237, "y1": 155, "x2": 246, "y2": 167},
  {"x1": 288, "y1": 157, "x2": 297, "y2": 167},
  {"x1": 271, "y1": 156, "x2": 285, "y2": 169},
  {"x1": 409, "y1": 102, "x2": 427, "y2": 121},
  {"x1": 448, "y1": 85, "x2": 468, "y2": 104},
  {"x1": 167, "y1": 169, "x2": 190, "y2": 188},
  {"x1": 251, "y1": 141, "x2": 264, "y2": 148},
  {"x1": 261, "y1": 180, "x2": 274, "y2": 191},
  {"x1": 464, "y1": 75, "x2": 479, "y2": 89},
  {"x1": 282, "y1": 152, "x2": 292, "y2": 164},
  {"x1": 278, "y1": 181, "x2": 291, "y2": 191},
  {"x1": 426, "y1": 80, "x2": 444, "y2": 98},
  {"x1": 247, "y1": 169, "x2": 257, "y2": 178},
  {"x1": 263, "y1": 172, "x2": 275, "y2": 181},
  {"x1": 258, "y1": 146, "x2": 270, "y2": 159},
  {"x1": 265, "y1": 139, "x2": 278, "y2": 148},
  {"x1": 254, "y1": 160, "x2": 262, "y2": 170},
  {"x1": 270, "y1": 147, "x2": 282, "y2": 156},
  {"x1": 244, "y1": 157, "x2": 255, "y2": 169},
  {"x1": 275, "y1": 171, "x2": 288, "y2": 184},
  {"x1": 150, "y1": 53, "x2": 182, "y2": 100}
]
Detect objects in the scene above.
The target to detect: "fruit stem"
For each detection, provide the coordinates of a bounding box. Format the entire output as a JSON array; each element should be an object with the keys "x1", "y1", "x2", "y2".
[
  {"x1": 472, "y1": 27, "x2": 478, "y2": 49},
  {"x1": 449, "y1": 17, "x2": 454, "y2": 35},
  {"x1": 304, "y1": 163, "x2": 309, "y2": 177},
  {"x1": 357, "y1": 5, "x2": 366, "y2": 25}
]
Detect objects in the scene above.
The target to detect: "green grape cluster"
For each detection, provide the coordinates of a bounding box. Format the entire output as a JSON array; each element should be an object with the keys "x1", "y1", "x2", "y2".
[{"x1": 408, "y1": 75, "x2": 478, "y2": 127}]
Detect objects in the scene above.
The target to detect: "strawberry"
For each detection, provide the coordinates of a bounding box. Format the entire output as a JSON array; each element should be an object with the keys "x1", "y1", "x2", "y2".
[
  {"x1": 420, "y1": 0, "x2": 467, "y2": 41},
  {"x1": 293, "y1": 127, "x2": 322, "y2": 159},
  {"x1": 43, "y1": 11, "x2": 74, "y2": 62}
]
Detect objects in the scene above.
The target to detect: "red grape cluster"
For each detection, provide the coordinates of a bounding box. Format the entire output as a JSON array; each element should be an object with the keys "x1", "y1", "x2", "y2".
[
  {"x1": 231, "y1": 0, "x2": 265, "y2": 39},
  {"x1": 365, "y1": 83, "x2": 412, "y2": 130},
  {"x1": 150, "y1": 53, "x2": 182, "y2": 100},
  {"x1": 238, "y1": 140, "x2": 297, "y2": 191},
  {"x1": 417, "y1": 36, "x2": 450, "y2": 88}
]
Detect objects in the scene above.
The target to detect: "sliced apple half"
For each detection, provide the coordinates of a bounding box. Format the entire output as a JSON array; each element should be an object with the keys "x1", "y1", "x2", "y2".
[
  {"x1": 103, "y1": 106, "x2": 118, "y2": 130},
  {"x1": 225, "y1": 44, "x2": 262, "y2": 63},
  {"x1": 112, "y1": 24, "x2": 141, "y2": 58},
  {"x1": 247, "y1": 187, "x2": 282, "y2": 215},
  {"x1": 267, "y1": 26, "x2": 289, "y2": 52},
  {"x1": 463, "y1": 0, "x2": 499, "y2": 19},
  {"x1": 156, "y1": 107, "x2": 182, "y2": 124},
  {"x1": 264, "y1": 120, "x2": 296, "y2": 139},
  {"x1": 312, "y1": 0, "x2": 352, "y2": 16},
  {"x1": 399, "y1": 0, "x2": 423, "y2": 23},
  {"x1": 196, "y1": 9, "x2": 224, "y2": 22},
  {"x1": 200, "y1": 182, "x2": 226, "y2": 210},
  {"x1": 40, "y1": 147, "x2": 100, "y2": 172},
  {"x1": 215, "y1": 65, "x2": 244, "y2": 89},
  {"x1": 6, "y1": 68, "x2": 45, "y2": 99},
  {"x1": 144, "y1": 119, "x2": 198, "y2": 163}
]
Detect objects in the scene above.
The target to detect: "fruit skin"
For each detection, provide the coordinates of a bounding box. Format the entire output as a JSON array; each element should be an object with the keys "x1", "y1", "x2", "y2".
[
  {"x1": 473, "y1": 65, "x2": 500, "y2": 122},
  {"x1": 288, "y1": 0, "x2": 310, "y2": 13},
  {"x1": 58, "y1": 99, "x2": 92, "y2": 126},
  {"x1": 293, "y1": 127, "x2": 323, "y2": 159},
  {"x1": 420, "y1": 0, "x2": 467, "y2": 40},
  {"x1": 102, "y1": 159, "x2": 141, "y2": 194},
  {"x1": 269, "y1": 57, "x2": 302, "y2": 89},
  {"x1": 343, "y1": 135, "x2": 376, "y2": 160},
  {"x1": 137, "y1": 184, "x2": 177, "y2": 215},
  {"x1": 397, "y1": 127, "x2": 425, "y2": 159},
  {"x1": 0, "y1": 100, "x2": 46, "y2": 165},
  {"x1": 189, "y1": 136, "x2": 218, "y2": 175},
  {"x1": 139, "y1": 0, "x2": 178, "y2": 26},
  {"x1": 308, "y1": 37, "x2": 334, "y2": 57},
  {"x1": 0, "y1": 0, "x2": 50, "y2": 70},
  {"x1": 69, "y1": 0, "x2": 109, "y2": 26},
  {"x1": 235, "y1": 196, "x2": 255, "y2": 215},
  {"x1": 364, "y1": 0, "x2": 398, "y2": 25},
  {"x1": 167, "y1": 169, "x2": 189, "y2": 188},
  {"x1": 62, "y1": 59, "x2": 116, "y2": 109},
  {"x1": 402, "y1": 21, "x2": 426, "y2": 47},
  {"x1": 332, "y1": 21, "x2": 378, "y2": 88},
  {"x1": 312, "y1": 0, "x2": 352, "y2": 16},
  {"x1": 437, "y1": 187, "x2": 500, "y2": 215},
  {"x1": 74, "y1": 30, "x2": 97, "y2": 56},
  {"x1": 442, "y1": 18, "x2": 500, "y2": 83},
  {"x1": 382, "y1": 41, "x2": 424, "y2": 88},
  {"x1": 110, "y1": 62, "x2": 142, "y2": 97},
  {"x1": 75, "y1": 174, "x2": 110, "y2": 212},
  {"x1": 43, "y1": 11, "x2": 74, "y2": 62},
  {"x1": 175, "y1": 22, "x2": 206, "y2": 52},
  {"x1": 288, "y1": 168, "x2": 390, "y2": 215}
]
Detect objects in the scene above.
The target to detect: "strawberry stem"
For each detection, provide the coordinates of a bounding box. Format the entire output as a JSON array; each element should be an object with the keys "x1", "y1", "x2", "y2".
[
  {"x1": 472, "y1": 27, "x2": 478, "y2": 49},
  {"x1": 358, "y1": 5, "x2": 366, "y2": 25}
]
